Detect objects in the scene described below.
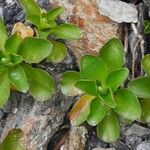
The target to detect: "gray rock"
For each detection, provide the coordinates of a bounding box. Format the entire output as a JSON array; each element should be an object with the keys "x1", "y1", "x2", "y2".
[
  {"x1": 136, "y1": 141, "x2": 150, "y2": 150},
  {"x1": 96, "y1": 0, "x2": 138, "y2": 23},
  {"x1": 92, "y1": 148, "x2": 116, "y2": 150}
]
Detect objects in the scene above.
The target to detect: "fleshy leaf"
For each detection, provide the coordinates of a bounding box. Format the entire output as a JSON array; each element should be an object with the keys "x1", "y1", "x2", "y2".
[
  {"x1": 5, "y1": 33, "x2": 23, "y2": 54},
  {"x1": 80, "y1": 55, "x2": 108, "y2": 82},
  {"x1": 27, "y1": 15, "x2": 41, "y2": 28},
  {"x1": 45, "y1": 7, "x2": 64, "y2": 21},
  {"x1": 60, "y1": 71, "x2": 83, "y2": 96},
  {"x1": 141, "y1": 54, "x2": 150, "y2": 76},
  {"x1": 0, "y1": 17, "x2": 8, "y2": 50},
  {"x1": 9, "y1": 65, "x2": 29, "y2": 93},
  {"x1": 139, "y1": 98, "x2": 150, "y2": 123},
  {"x1": 144, "y1": 20, "x2": 150, "y2": 34},
  {"x1": 97, "y1": 110, "x2": 120, "y2": 143},
  {"x1": 47, "y1": 40, "x2": 67, "y2": 63},
  {"x1": 100, "y1": 88, "x2": 116, "y2": 108},
  {"x1": 69, "y1": 94, "x2": 94, "y2": 126},
  {"x1": 106, "y1": 68, "x2": 129, "y2": 92},
  {"x1": 128, "y1": 77, "x2": 150, "y2": 98},
  {"x1": 0, "y1": 72, "x2": 10, "y2": 107},
  {"x1": 51, "y1": 23, "x2": 83, "y2": 40},
  {"x1": 114, "y1": 89, "x2": 141, "y2": 120},
  {"x1": 23, "y1": 64, "x2": 55, "y2": 101},
  {"x1": 99, "y1": 38, "x2": 124, "y2": 71},
  {"x1": 75, "y1": 79, "x2": 97, "y2": 96},
  {"x1": 19, "y1": 37, "x2": 53, "y2": 63},
  {"x1": 2, "y1": 128, "x2": 25, "y2": 150},
  {"x1": 87, "y1": 97, "x2": 107, "y2": 126}
]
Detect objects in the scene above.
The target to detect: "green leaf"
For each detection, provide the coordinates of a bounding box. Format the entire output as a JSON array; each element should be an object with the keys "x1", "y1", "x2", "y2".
[
  {"x1": 114, "y1": 89, "x2": 141, "y2": 120},
  {"x1": 87, "y1": 97, "x2": 107, "y2": 126},
  {"x1": 0, "y1": 17, "x2": 8, "y2": 51},
  {"x1": 141, "y1": 54, "x2": 150, "y2": 76},
  {"x1": 97, "y1": 110, "x2": 120, "y2": 143},
  {"x1": 47, "y1": 40, "x2": 67, "y2": 63},
  {"x1": 106, "y1": 68, "x2": 129, "y2": 92},
  {"x1": 9, "y1": 65, "x2": 29, "y2": 93},
  {"x1": 51, "y1": 23, "x2": 83, "y2": 40},
  {"x1": 75, "y1": 79, "x2": 97, "y2": 96},
  {"x1": 99, "y1": 38, "x2": 124, "y2": 71},
  {"x1": 0, "y1": 64, "x2": 8, "y2": 74},
  {"x1": 19, "y1": 37, "x2": 53, "y2": 64},
  {"x1": 35, "y1": 28, "x2": 50, "y2": 39},
  {"x1": 0, "y1": 72, "x2": 10, "y2": 107},
  {"x1": 139, "y1": 98, "x2": 150, "y2": 123},
  {"x1": 5, "y1": 33, "x2": 23, "y2": 54},
  {"x1": 144, "y1": 20, "x2": 150, "y2": 34},
  {"x1": 27, "y1": 15, "x2": 41, "y2": 28},
  {"x1": 80, "y1": 55, "x2": 108, "y2": 82},
  {"x1": 128, "y1": 77, "x2": 150, "y2": 98},
  {"x1": 45, "y1": 7, "x2": 64, "y2": 21},
  {"x1": 60, "y1": 71, "x2": 83, "y2": 96},
  {"x1": 23, "y1": 64, "x2": 55, "y2": 101},
  {"x1": 2, "y1": 128, "x2": 25, "y2": 150},
  {"x1": 69, "y1": 94, "x2": 94, "y2": 126},
  {"x1": 100, "y1": 88, "x2": 116, "y2": 108},
  {"x1": 39, "y1": 18, "x2": 56, "y2": 30}
]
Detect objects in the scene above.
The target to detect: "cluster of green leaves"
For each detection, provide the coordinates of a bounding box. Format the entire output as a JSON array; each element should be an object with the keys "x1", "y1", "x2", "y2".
[
  {"x1": 19, "y1": 0, "x2": 83, "y2": 63},
  {"x1": 0, "y1": 17, "x2": 55, "y2": 107},
  {"x1": 60, "y1": 38, "x2": 142, "y2": 143}
]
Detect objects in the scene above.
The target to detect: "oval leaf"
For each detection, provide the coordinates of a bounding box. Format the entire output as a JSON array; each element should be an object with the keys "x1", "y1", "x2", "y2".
[
  {"x1": 5, "y1": 33, "x2": 23, "y2": 54},
  {"x1": 106, "y1": 68, "x2": 129, "y2": 92},
  {"x1": 23, "y1": 64, "x2": 55, "y2": 101},
  {"x1": 141, "y1": 54, "x2": 150, "y2": 76},
  {"x1": 9, "y1": 65, "x2": 29, "y2": 93},
  {"x1": 114, "y1": 89, "x2": 141, "y2": 120},
  {"x1": 97, "y1": 110, "x2": 120, "y2": 143},
  {"x1": 60, "y1": 71, "x2": 83, "y2": 96},
  {"x1": 19, "y1": 37, "x2": 53, "y2": 63},
  {"x1": 2, "y1": 128, "x2": 25, "y2": 150},
  {"x1": 139, "y1": 98, "x2": 150, "y2": 123},
  {"x1": 0, "y1": 17, "x2": 8, "y2": 50},
  {"x1": 99, "y1": 38, "x2": 124, "y2": 71},
  {"x1": 0, "y1": 72, "x2": 10, "y2": 107},
  {"x1": 87, "y1": 97, "x2": 107, "y2": 126},
  {"x1": 47, "y1": 40, "x2": 67, "y2": 63},
  {"x1": 69, "y1": 94, "x2": 94, "y2": 126},
  {"x1": 128, "y1": 77, "x2": 150, "y2": 98},
  {"x1": 144, "y1": 20, "x2": 150, "y2": 34},
  {"x1": 80, "y1": 55, "x2": 108, "y2": 82},
  {"x1": 51, "y1": 23, "x2": 83, "y2": 40}
]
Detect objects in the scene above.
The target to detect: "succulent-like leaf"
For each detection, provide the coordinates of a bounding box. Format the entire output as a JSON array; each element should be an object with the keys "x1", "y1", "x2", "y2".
[
  {"x1": 19, "y1": 37, "x2": 53, "y2": 64},
  {"x1": 69, "y1": 94, "x2": 94, "y2": 126},
  {"x1": 100, "y1": 88, "x2": 116, "y2": 108},
  {"x1": 39, "y1": 18, "x2": 56, "y2": 30},
  {"x1": 97, "y1": 110, "x2": 120, "y2": 143},
  {"x1": 128, "y1": 77, "x2": 150, "y2": 98},
  {"x1": 114, "y1": 89, "x2": 141, "y2": 120},
  {"x1": 51, "y1": 23, "x2": 83, "y2": 40},
  {"x1": 0, "y1": 64, "x2": 8, "y2": 74},
  {"x1": 139, "y1": 98, "x2": 150, "y2": 123},
  {"x1": 60, "y1": 71, "x2": 83, "y2": 96},
  {"x1": 9, "y1": 65, "x2": 29, "y2": 93},
  {"x1": 27, "y1": 15, "x2": 41, "y2": 28},
  {"x1": 5, "y1": 33, "x2": 23, "y2": 54},
  {"x1": 106, "y1": 68, "x2": 129, "y2": 92},
  {"x1": 144, "y1": 20, "x2": 150, "y2": 34},
  {"x1": 141, "y1": 54, "x2": 150, "y2": 76},
  {"x1": 2, "y1": 128, "x2": 25, "y2": 150},
  {"x1": 45, "y1": 7, "x2": 64, "y2": 21},
  {"x1": 0, "y1": 17, "x2": 8, "y2": 50},
  {"x1": 99, "y1": 38, "x2": 124, "y2": 71},
  {"x1": 80, "y1": 55, "x2": 108, "y2": 82},
  {"x1": 0, "y1": 72, "x2": 10, "y2": 107},
  {"x1": 23, "y1": 64, "x2": 55, "y2": 101},
  {"x1": 47, "y1": 40, "x2": 67, "y2": 63},
  {"x1": 87, "y1": 97, "x2": 107, "y2": 126}
]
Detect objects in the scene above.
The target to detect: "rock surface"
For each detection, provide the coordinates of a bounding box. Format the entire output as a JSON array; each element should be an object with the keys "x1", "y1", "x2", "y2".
[{"x1": 97, "y1": 0, "x2": 138, "y2": 23}]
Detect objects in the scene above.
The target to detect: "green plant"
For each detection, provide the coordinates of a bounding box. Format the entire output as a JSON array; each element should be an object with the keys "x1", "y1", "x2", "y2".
[
  {"x1": 0, "y1": 128, "x2": 25, "y2": 150},
  {"x1": 0, "y1": 17, "x2": 55, "y2": 107},
  {"x1": 60, "y1": 38, "x2": 141, "y2": 143},
  {"x1": 19, "y1": 0, "x2": 83, "y2": 63},
  {"x1": 144, "y1": 20, "x2": 150, "y2": 34},
  {"x1": 129, "y1": 54, "x2": 150, "y2": 123}
]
